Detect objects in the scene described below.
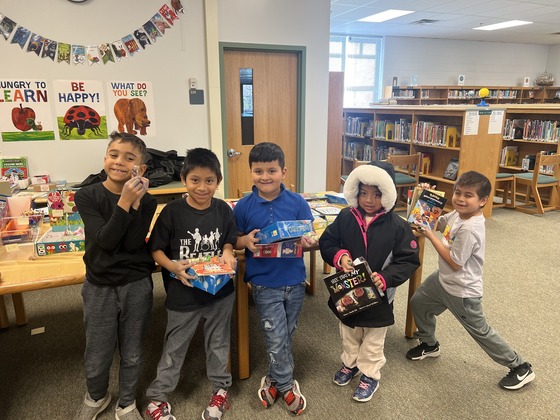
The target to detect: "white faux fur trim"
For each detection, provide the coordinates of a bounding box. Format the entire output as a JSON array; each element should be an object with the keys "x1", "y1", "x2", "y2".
[{"x1": 343, "y1": 164, "x2": 397, "y2": 210}]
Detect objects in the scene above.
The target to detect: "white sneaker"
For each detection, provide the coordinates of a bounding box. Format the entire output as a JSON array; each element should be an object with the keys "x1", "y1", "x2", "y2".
[
  {"x1": 146, "y1": 401, "x2": 176, "y2": 420},
  {"x1": 115, "y1": 401, "x2": 143, "y2": 419},
  {"x1": 74, "y1": 392, "x2": 111, "y2": 420}
]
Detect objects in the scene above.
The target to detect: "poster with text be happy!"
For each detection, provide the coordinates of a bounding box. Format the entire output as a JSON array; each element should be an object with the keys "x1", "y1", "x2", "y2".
[
  {"x1": 53, "y1": 80, "x2": 108, "y2": 140},
  {"x1": 0, "y1": 79, "x2": 55, "y2": 142}
]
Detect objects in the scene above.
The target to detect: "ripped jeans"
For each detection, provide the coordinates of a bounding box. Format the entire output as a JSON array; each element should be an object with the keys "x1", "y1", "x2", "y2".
[{"x1": 251, "y1": 281, "x2": 306, "y2": 393}]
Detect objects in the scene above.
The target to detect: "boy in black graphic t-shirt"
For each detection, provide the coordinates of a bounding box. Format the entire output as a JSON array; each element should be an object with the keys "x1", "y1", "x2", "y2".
[{"x1": 145, "y1": 148, "x2": 237, "y2": 420}]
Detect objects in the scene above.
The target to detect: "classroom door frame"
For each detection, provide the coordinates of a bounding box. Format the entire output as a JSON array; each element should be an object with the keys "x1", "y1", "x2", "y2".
[{"x1": 218, "y1": 42, "x2": 306, "y2": 198}]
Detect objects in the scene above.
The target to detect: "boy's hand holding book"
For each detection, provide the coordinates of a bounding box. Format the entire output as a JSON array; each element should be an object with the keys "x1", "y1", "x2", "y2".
[{"x1": 239, "y1": 229, "x2": 261, "y2": 253}]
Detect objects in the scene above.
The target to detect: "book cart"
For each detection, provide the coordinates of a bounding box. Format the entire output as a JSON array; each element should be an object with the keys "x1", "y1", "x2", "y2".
[{"x1": 342, "y1": 105, "x2": 504, "y2": 218}]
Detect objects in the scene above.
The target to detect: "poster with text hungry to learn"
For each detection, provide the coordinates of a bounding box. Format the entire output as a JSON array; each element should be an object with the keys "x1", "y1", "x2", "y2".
[
  {"x1": 106, "y1": 81, "x2": 156, "y2": 137},
  {"x1": 0, "y1": 79, "x2": 55, "y2": 141},
  {"x1": 53, "y1": 80, "x2": 108, "y2": 140}
]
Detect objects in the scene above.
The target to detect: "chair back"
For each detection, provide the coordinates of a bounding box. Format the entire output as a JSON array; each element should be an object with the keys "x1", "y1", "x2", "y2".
[
  {"x1": 387, "y1": 153, "x2": 421, "y2": 183},
  {"x1": 533, "y1": 153, "x2": 560, "y2": 186}
]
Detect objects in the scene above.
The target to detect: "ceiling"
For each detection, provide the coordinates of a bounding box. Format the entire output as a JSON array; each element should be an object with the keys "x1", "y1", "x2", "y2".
[{"x1": 330, "y1": 0, "x2": 560, "y2": 45}]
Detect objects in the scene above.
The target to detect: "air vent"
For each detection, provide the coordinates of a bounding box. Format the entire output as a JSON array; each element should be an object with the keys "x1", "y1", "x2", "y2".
[{"x1": 411, "y1": 19, "x2": 439, "y2": 25}]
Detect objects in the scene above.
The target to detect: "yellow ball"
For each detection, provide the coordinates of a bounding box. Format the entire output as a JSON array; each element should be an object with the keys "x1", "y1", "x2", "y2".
[{"x1": 479, "y1": 88, "x2": 489, "y2": 98}]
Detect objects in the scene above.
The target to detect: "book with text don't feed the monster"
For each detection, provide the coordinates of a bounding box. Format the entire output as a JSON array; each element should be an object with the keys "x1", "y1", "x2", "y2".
[{"x1": 323, "y1": 258, "x2": 382, "y2": 319}]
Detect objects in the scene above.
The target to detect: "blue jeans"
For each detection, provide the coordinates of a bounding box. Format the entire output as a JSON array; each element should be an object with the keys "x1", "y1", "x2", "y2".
[{"x1": 251, "y1": 281, "x2": 306, "y2": 393}]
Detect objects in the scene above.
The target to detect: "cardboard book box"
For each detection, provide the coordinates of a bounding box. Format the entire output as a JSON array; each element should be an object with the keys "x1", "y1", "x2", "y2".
[
  {"x1": 173, "y1": 256, "x2": 236, "y2": 295},
  {"x1": 323, "y1": 258, "x2": 382, "y2": 318},
  {"x1": 256, "y1": 220, "x2": 313, "y2": 245},
  {"x1": 253, "y1": 238, "x2": 303, "y2": 258}
]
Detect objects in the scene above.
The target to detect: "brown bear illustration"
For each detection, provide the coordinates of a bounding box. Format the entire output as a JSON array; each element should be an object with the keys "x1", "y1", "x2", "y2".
[{"x1": 114, "y1": 98, "x2": 151, "y2": 135}]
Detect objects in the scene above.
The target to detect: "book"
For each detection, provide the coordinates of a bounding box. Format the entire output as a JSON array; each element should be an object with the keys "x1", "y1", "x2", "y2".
[
  {"x1": 443, "y1": 158, "x2": 459, "y2": 180},
  {"x1": 407, "y1": 189, "x2": 448, "y2": 230},
  {"x1": 323, "y1": 258, "x2": 382, "y2": 318},
  {"x1": 186, "y1": 256, "x2": 236, "y2": 295},
  {"x1": 188, "y1": 257, "x2": 235, "y2": 276}
]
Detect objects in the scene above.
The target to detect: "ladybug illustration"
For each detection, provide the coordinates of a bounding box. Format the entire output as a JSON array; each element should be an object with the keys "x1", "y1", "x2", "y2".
[{"x1": 63, "y1": 105, "x2": 102, "y2": 136}]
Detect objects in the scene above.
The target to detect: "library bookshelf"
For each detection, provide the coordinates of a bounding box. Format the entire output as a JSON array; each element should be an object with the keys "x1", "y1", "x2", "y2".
[
  {"x1": 390, "y1": 85, "x2": 560, "y2": 106},
  {"x1": 342, "y1": 105, "x2": 505, "y2": 217}
]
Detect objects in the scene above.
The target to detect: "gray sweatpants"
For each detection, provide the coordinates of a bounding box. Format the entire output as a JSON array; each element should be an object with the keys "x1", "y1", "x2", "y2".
[
  {"x1": 81, "y1": 277, "x2": 153, "y2": 407},
  {"x1": 146, "y1": 292, "x2": 235, "y2": 402},
  {"x1": 411, "y1": 270, "x2": 525, "y2": 368}
]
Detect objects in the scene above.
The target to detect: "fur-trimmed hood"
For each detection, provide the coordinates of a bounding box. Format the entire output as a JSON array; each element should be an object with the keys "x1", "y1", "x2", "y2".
[{"x1": 343, "y1": 161, "x2": 397, "y2": 211}]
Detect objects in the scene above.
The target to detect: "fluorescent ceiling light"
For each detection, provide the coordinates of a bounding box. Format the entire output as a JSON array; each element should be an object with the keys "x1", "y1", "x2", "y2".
[
  {"x1": 359, "y1": 9, "x2": 414, "y2": 23},
  {"x1": 473, "y1": 20, "x2": 532, "y2": 31}
]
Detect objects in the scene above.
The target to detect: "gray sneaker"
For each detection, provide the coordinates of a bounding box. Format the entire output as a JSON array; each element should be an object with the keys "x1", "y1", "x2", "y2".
[
  {"x1": 74, "y1": 392, "x2": 111, "y2": 420},
  {"x1": 115, "y1": 401, "x2": 143, "y2": 419}
]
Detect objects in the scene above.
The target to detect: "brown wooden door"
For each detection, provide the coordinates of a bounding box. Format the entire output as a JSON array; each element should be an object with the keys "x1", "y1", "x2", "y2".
[{"x1": 223, "y1": 49, "x2": 299, "y2": 197}]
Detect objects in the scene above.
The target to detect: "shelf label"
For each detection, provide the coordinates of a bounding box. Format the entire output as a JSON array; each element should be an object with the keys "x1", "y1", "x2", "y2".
[
  {"x1": 463, "y1": 110, "x2": 479, "y2": 136},
  {"x1": 488, "y1": 110, "x2": 505, "y2": 134}
]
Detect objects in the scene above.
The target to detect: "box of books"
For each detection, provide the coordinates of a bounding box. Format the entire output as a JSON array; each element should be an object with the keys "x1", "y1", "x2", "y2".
[
  {"x1": 253, "y1": 238, "x2": 303, "y2": 258},
  {"x1": 256, "y1": 220, "x2": 313, "y2": 245},
  {"x1": 186, "y1": 257, "x2": 235, "y2": 294},
  {"x1": 323, "y1": 257, "x2": 382, "y2": 318}
]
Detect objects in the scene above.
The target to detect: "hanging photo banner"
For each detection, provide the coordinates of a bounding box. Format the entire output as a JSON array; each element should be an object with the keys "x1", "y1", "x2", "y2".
[
  {"x1": 53, "y1": 80, "x2": 108, "y2": 140},
  {"x1": 57, "y1": 42, "x2": 71, "y2": 64},
  {"x1": 106, "y1": 81, "x2": 155, "y2": 137},
  {"x1": 0, "y1": 79, "x2": 55, "y2": 142},
  {"x1": 0, "y1": 15, "x2": 16, "y2": 40},
  {"x1": 11, "y1": 26, "x2": 30, "y2": 48},
  {"x1": 0, "y1": 1, "x2": 185, "y2": 65}
]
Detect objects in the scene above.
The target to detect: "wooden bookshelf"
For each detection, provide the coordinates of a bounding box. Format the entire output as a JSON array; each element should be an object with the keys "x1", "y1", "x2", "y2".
[
  {"x1": 389, "y1": 85, "x2": 560, "y2": 106},
  {"x1": 342, "y1": 105, "x2": 505, "y2": 217}
]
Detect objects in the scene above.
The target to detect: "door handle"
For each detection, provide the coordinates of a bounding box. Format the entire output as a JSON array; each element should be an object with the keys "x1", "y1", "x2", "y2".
[{"x1": 227, "y1": 148, "x2": 241, "y2": 158}]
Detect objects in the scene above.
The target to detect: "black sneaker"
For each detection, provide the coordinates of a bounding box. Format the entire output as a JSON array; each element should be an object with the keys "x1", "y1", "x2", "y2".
[
  {"x1": 406, "y1": 341, "x2": 440, "y2": 360},
  {"x1": 499, "y1": 362, "x2": 535, "y2": 390}
]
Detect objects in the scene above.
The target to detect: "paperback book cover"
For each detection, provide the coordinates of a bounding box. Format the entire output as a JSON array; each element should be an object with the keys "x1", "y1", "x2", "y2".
[
  {"x1": 407, "y1": 189, "x2": 448, "y2": 231},
  {"x1": 323, "y1": 259, "x2": 382, "y2": 318}
]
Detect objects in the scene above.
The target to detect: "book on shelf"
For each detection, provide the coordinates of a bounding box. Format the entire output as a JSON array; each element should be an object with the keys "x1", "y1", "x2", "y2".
[
  {"x1": 407, "y1": 189, "x2": 448, "y2": 231},
  {"x1": 323, "y1": 257, "x2": 382, "y2": 319},
  {"x1": 420, "y1": 152, "x2": 434, "y2": 174},
  {"x1": 500, "y1": 146, "x2": 519, "y2": 166},
  {"x1": 443, "y1": 158, "x2": 459, "y2": 180}
]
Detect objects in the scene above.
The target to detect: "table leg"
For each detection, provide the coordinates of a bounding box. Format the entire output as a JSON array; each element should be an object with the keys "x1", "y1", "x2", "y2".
[
  {"x1": 405, "y1": 235, "x2": 425, "y2": 338},
  {"x1": 0, "y1": 296, "x2": 9, "y2": 329},
  {"x1": 307, "y1": 250, "x2": 316, "y2": 295},
  {"x1": 235, "y1": 261, "x2": 250, "y2": 379},
  {"x1": 12, "y1": 293, "x2": 28, "y2": 326}
]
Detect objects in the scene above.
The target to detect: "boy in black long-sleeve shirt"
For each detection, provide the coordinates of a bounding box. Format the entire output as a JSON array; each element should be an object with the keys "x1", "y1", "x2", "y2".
[{"x1": 74, "y1": 132, "x2": 157, "y2": 420}]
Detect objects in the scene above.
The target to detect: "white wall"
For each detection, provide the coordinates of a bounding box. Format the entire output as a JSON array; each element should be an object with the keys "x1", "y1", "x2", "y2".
[
  {"x1": 1, "y1": 0, "x2": 209, "y2": 182},
  {"x1": 545, "y1": 45, "x2": 560, "y2": 78},
  {"x1": 384, "y1": 37, "x2": 549, "y2": 88},
  {"x1": 217, "y1": 0, "x2": 331, "y2": 193},
  {"x1": 0, "y1": 0, "x2": 331, "y2": 193}
]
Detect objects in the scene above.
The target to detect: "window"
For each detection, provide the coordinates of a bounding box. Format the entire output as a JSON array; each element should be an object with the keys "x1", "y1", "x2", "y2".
[{"x1": 329, "y1": 35, "x2": 383, "y2": 107}]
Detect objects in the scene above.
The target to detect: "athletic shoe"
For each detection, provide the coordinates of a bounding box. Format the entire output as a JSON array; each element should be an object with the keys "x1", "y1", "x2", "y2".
[
  {"x1": 352, "y1": 375, "x2": 379, "y2": 402},
  {"x1": 283, "y1": 380, "x2": 306, "y2": 416},
  {"x1": 258, "y1": 376, "x2": 279, "y2": 408},
  {"x1": 499, "y1": 362, "x2": 535, "y2": 390},
  {"x1": 406, "y1": 341, "x2": 441, "y2": 361},
  {"x1": 146, "y1": 401, "x2": 176, "y2": 420},
  {"x1": 202, "y1": 389, "x2": 230, "y2": 420},
  {"x1": 115, "y1": 401, "x2": 143, "y2": 419},
  {"x1": 74, "y1": 392, "x2": 111, "y2": 420},
  {"x1": 333, "y1": 365, "x2": 360, "y2": 386}
]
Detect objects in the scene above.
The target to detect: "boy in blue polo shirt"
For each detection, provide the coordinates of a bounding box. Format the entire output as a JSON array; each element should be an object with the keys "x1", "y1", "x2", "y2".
[{"x1": 234, "y1": 142, "x2": 317, "y2": 416}]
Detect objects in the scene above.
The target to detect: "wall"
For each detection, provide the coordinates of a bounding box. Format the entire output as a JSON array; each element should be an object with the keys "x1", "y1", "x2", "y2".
[
  {"x1": 217, "y1": 0, "x2": 330, "y2": 193},
  {"x1": 384, "y1": 37, "x2": 550, "y2": 88},
  {"x1": 1, "y1": 0, "x2": 209, "y2": 182},
  {"x1": 0, "y1": 0, "x2": 331, "y2": 193},
  {"x1": 545, "y1": 45, "x2": 560, "y2": 78}
]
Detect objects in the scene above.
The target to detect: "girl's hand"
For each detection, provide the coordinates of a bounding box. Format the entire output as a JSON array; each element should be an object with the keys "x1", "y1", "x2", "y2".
[{"x1": 340, "y1": 254, "x2": 354, "y2": 273}]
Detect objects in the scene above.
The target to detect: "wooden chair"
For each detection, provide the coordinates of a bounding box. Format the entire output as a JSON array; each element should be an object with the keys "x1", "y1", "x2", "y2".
[
  {"x1": 514, "y1": 152, "x2": 560, "y2": 214},
  {"x1": 387, "y1": 153, "x2": 422, "y2": 211},
  {"x1": 493, "y1": 173, "x2": 516, "y2": 209}
]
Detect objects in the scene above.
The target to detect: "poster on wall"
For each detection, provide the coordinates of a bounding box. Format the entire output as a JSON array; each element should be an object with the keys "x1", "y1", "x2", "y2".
[
  {"x1": 0, "y1": 79, "x2": 55, "y2": 142},
  {"x1": 106, "y1": 81, "x2": 155, "y2": 137},
  {"x1": 53, "y1": 80, "x2": 108, "y2": 140}
]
